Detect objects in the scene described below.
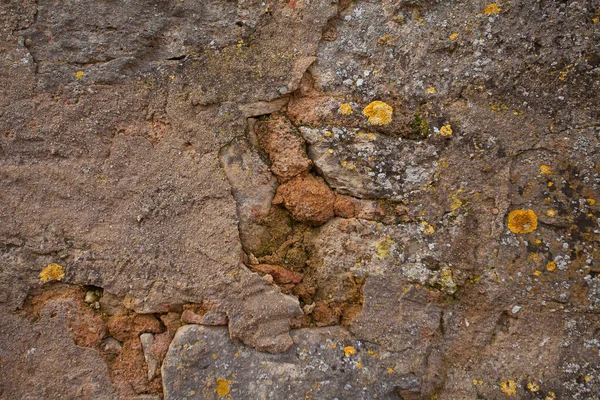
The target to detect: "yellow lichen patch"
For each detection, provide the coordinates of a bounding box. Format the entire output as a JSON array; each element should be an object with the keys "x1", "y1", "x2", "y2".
[
  {"x1": 40, "y1": 263, "x2": 65, "y2": 283},
  {"x1": 547, "y1": 181, "x2": 554, "y2": 187},
  {"x1": 426, "y1": 87, "x2": 436, "y2": 94},
  {"x1": 449, "y1": 33, "x2": 459, "y2": 40},
  {"x1": 363, "y1": 101, "x2": 393, "y2": 125},
  {"x1": 375, "y1": 235, "x2": 395, "y2": 259},
  {"x1": 533, "y1": 270, "x2": 542, "y2": 277},
  {"x1": 546, "y1": 261, "x2": 557, "y2": 272},
  {"x1": 500, "y1": 380, "x2": 517, "y2": 396},
  {"x1": 212, "y1": 353, "x2": 218, "y2": 360},
  {"x1": 472, "y1": 379, "x2": 483, "y2": 385},
  {"x1": 338, "y1": 103, "x2": 353, "y2": 115},
  {"x1": 539, "y1": 165, "x2": 551, "y2": 175},
  {"x1": 527, "y1": 382, "x2": 540, "y2": 392},
  {"x1": 545, "y1": 392, "x2": 556, "y2": 400},
  {"x1": 355, "y1": 132, "x2": 377, "y2": 140},
  {"x1": 344, "y1": 346, "x2": 356, "y2": 357},
  {"x1": 356, "y1": 362, "x2": 363, "y2": 370},
  {"x1": 484, "y1": 3, "x2": 501, "y2": 15},
  {"x1": 387, "y1": 368, "x2": 395, "y2": 374},
  {"x1": 588, "y1": 198, "x2": 596, "y2": 206},
  {"x1": 440, "y1": 124, "x2": 453, "y2": 136},
  {"x1": 585, "y1": 375, "x2": 591, "y2": 383},
  {"x1": 75, "y1": 70, "x2": 84, "y2": 79},
  {"x1": 546, "y1": 209, "x2": 556, "y2": 218},
  {"x1": 507, "y1": 209, "x2": 538, "y2": 234},
  {"x1": 421, "y1": 221, "x2": 435, "y2": 235},
  {"x1": 215, "y1": 377, "x2": 232, "y2": 397}
]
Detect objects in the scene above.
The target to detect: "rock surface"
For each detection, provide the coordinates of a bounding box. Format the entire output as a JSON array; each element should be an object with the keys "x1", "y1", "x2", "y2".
[
  {"x1": 162, "y1": 324, "x2": 422, "y2": 400},
  {"x1": 1, "y1": 0, "x2": 599, "y2": 398}
]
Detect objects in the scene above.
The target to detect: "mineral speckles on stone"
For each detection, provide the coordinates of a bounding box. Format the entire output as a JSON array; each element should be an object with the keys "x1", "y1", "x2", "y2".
[
  {"x1": 39, "y1": 263, "x2": 65, "y2": 283},
  {"x1": 363, "y1": 101, "x2": 393, "y2": 126},
  {"x1": 507, "y1": 209, "x2": 538, "y2": 234}
]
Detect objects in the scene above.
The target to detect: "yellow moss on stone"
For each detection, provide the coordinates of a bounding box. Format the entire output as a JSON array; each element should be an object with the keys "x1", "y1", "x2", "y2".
[
  {"x1": 421, "y1": 221, "x2": 435, "y2": 235},
  {"x1": 507, "y1": 209, "x2": 538, "y2": 234},
  {"x1": 339, "y1": 103, "x2": 353, "y2": 115},
  {"x1": 500, "y1": 380, "x2": 517, "y2": 396},
  {"x1": 40, "y1": 263, "x2": 65, "y2": 283},
  {"x1": 215, "y1": 377, "x2": 232, "y2": 397},
  {"x1": 363, "y1": 101, "x2": 393, "y2": 125},
  {"x1": 485, "y1": 3, "x2": 501, "y2": 15},
  {"x1": 527, "y1": 382, "x2": 540, "y2": 392},
  {"x1": 440, "y1": 124, "x2": 453, "y2": 136},
  {"x1": 375, "y1": 236, "x2": 395, "y2": 259}
]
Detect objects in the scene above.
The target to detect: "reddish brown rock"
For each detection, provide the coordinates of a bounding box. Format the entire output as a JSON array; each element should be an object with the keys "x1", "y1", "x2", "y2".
[
  {"x1": 255, "y1": 115, "x2": 312, "y2": 182},
  {"x1": 107, "y1": 314, "x2": 163, "y2": 342},
  {"x1": 273, "y1": 174, "x2": 336, "y2": 225},
  {"x1": 333, "y1": 194, "x2": 357, "y2": 218},
  {"x1": 249, "y1": 264, "x2": 303, "y2": 284}
]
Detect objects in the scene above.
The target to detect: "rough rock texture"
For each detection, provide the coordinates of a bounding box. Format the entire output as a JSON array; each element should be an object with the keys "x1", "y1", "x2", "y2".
[
  {"x1": 162, "y1": 324, "x2": 422, "y2": 400},
  {"x1": 1, "y1": 0, "x2": 600, "y2": 398}
]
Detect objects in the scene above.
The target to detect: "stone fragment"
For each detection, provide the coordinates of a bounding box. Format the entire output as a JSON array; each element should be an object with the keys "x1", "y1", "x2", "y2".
[
  {"x1": 299, "y1": 126, "x2": 438, "y2": 200},
  {"x1": 248, "y1": 264, "x2": 303, "y2": 284},
  {"x1": 140, "y1": 333, "x2": 159, "y2": 381},
  {"x1": 255, "y1": 115, "x2": 313, "y2": 182},
  {"x1": 162, "y1": 325, "x2": 421, "y2": 400},
  {"x1": 273, "y1": 174, "x2": 336, "y2": 225}
]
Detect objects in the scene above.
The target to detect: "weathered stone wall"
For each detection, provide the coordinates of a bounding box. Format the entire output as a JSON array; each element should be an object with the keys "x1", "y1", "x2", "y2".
[{"x1": 0, "y1": 0, "x2": 599, "y2": 399}]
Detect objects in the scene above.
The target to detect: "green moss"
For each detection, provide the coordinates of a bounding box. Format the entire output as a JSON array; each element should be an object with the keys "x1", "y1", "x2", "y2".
[{"x1": 410, "y1": 113, "x2": 429, "y2": 139}]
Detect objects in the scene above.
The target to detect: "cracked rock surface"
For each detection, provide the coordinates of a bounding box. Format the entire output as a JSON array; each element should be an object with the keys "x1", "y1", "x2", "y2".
[{"x1": 1, "y1": 0, "x2": 599, "y2": 399}]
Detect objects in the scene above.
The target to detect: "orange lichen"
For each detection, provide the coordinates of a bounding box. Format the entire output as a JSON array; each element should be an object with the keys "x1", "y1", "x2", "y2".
[
  {"x1": 338, "y1": 103, "x2": 353, "y2": 115},
  {"x1": 484, "y1": 3, "x2": 501, "y2": 15},
  {"x1": 75, "y1": 71, "x2": 84, "y2": 79},
  {"x1": 507, "y1": 209, "x2": 538, "y2": 233},
  {"x1": 588, "y1": 198, "x2": 596, "y2": 206},
  {"x1": 533, "y1": 270, "x2": 542, "y2": 277},
  {"x1": 527, "y1": 382, "x2": 540, "y2": 392},
  {"x1": 215, "y1": 377, "x2": 232, "y2": 397},
  {"x1": 344, "y1": 346, "x2": 356, "y2": 356},
  {"x1": 539, "y1": 165, "x2": 551, "y2": 175},
  {"x1": 449, "y1": 33, "x2": 459, "y2": 40},
  {"x1": 40, "y1": 263, "x2": 65, "y2": 283},
  {"x1": 546, "y1": 261, "x2": 557, "y2": 272},
  {"x1": 440, "y1": 124, "x2": 453, "y2": 136},
  {"x1": 500, "y1": 380, "x2": 517, "y2": 396},
  {"x1": 363, "y1": 101, "x2": 393, "y2": 125},
  {"x1": 546, "y1": 209, "x2": 556, "y2": 218}
]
